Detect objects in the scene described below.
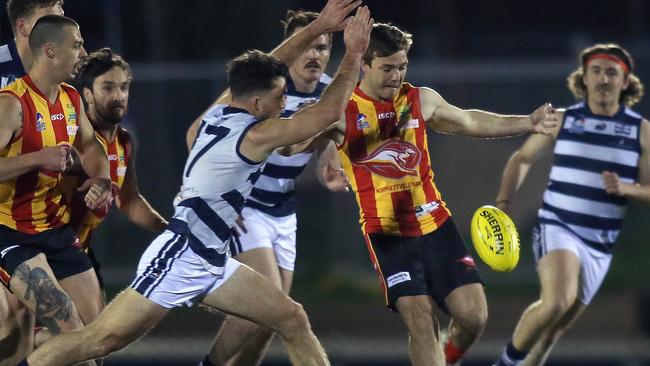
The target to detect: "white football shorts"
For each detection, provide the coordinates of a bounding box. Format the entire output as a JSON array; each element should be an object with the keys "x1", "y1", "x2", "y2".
[
  {"x1": 131, "y1": 230, "x2": 241, "y2": 308},
  {"x1": 230, "y1": 207, "x2": 297, "y2": 271},
  {"x1": 532, "y1": 223, "x2": 612, "y2": 305}
]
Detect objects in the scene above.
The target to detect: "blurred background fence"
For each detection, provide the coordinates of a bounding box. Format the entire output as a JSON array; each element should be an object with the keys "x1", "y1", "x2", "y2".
[{"x1": 3, "y1": 0, "x2": 650, "y2": 364}]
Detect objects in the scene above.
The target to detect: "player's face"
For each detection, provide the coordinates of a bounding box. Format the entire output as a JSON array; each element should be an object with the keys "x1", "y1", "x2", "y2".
[
  {"x1": 56, "y1": 25, "x2": 87, "y2": 80},
  {"x1": 362, "y1": 50, "x2": 408, "y2": 101},
  {"x1": 22, "y1": 1, "x2": 65, "y2": 35},
  {"x1": 256, "y1": 77, "x2": 287, "y2": 120},
  {"x1": 583, "y1": 58, "x2": 629, "y2": 107},
  {"x1": 289, "y1": 28, "x2": 331, "y2": 84},
  {"x1": 88, "y1": 67, "x2": 131, "y2": 125}
]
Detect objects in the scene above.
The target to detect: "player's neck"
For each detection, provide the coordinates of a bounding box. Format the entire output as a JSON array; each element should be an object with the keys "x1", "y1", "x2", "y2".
[
  {"x1": 358, "y1": 79, "x2": 390, "y2": 103},
  {"x1": 289, "y1": 69, "x2": 318, "y2": 94},
  {"x1": 14, "y1": 37, "x2": 34, "y2": 72},
  {"x1": 87, "y1": 109, "x2": 119, "y2": 142},
  {"x1": 587, "y1": 99, "x2": 620, "y2": 117},
  {"x1": 28, "y1": 64, "x2": 60, "y2": 104}
]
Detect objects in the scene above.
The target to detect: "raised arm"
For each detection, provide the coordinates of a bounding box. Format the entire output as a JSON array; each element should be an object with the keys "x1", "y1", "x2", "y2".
[
  {"x1": 239, "y1": 6, "x2": 373, "y2": 163},
  {"x1": 495, "y1": 111, "x2": 563, "y2": 213},
  {"x1": 420, "y1": 87, "x2": 558, "y2": 138},
  {"x1": 185, "y1": 0, "x2": 360, "y2": 151},
  {"x1": 73, "y1": 102, "x2": 112, "y2": 210},
  {"x1": 0, "y1": 94, "x2": 70, "y2": 182},
  {"x1": 116, "y1": 138, "x2": 168, "y2": 232},
  {"x1": 269, "y1": 0, "x2": 359, "y2": 65},
  {"x1": 602, "y1": 119, "x2": 650, "y2": 204}
]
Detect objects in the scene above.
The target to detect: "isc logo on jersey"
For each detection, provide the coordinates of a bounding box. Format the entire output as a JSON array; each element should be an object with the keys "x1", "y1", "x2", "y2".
[
  {"x1": 470, "y1": 205, "x2": 520, "y2": 272},
  {"x1": 51, "y1": 113, "x2": 65, "y2": 121}
]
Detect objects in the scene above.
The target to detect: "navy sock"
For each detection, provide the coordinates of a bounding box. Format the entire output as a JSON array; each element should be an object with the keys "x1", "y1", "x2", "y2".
[
  {"x1": 17, "y1": 360, "x2": 29, "y2": 366},
  {"x1": 495, "y1": 341, "x2": 528, "y2": 366},
  {"x1": 199, "y1": 355, "x2": 215, "y2": 366},
  {"x1": 506, "y1": 341, "x2": 528, "y2": 360}
]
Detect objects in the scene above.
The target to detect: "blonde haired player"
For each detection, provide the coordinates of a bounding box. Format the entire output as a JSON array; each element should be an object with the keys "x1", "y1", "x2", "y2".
[{"x1": 493, "y1": 44, "x2": 650, "y2": 366}]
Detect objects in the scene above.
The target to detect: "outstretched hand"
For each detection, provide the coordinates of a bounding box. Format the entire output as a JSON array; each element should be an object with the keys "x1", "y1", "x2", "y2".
[
  {"x1": 315, "y1": 0, "x2": 362, "y2": 33},
  {"x1": 529, "y1": 103, "x2": 558, "y2": 135},
  {"x1": 343, "y1": 5, "x2": 373, "y2": 55}
]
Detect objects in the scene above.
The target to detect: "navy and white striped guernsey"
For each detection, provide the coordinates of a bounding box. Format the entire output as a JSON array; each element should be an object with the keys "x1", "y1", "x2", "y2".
[
  {"x1": 0, "y1": 41, "x2": 25, "y2": 88},
  {"x1": 171, "y1": 105, "x2": 264, "y2": 269},
  {"x1": 539, "y1": 101, "x2": 643, "y2": 254},
  {"x1": 246, "y1": 73, "x2": 331, "y2": 217}
]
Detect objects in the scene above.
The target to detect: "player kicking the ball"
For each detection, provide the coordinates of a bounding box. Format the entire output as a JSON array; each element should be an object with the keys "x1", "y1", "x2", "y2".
[{"x1": 319, "y1": 23, "x2": 557, "y2": 366}]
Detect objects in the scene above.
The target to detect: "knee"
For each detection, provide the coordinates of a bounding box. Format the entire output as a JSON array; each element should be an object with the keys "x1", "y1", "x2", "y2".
[
  {"x1": 454, "y1": 307, "x2": 488, "y2": 337},
  {"x1": 540, "y1": 297, "x2": 573, "y2": 322},
  {"x1": 398, "y1": 298, "x2": 437, "y2": 339},
  {"x1": 275, "y1": 301, "x2": 310, "y2": 336}
]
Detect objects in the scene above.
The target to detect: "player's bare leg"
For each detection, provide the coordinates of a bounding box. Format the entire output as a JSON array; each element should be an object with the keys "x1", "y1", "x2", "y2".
[
  {"x1": 209, "y1": 247, "x2": 295, "y2": 366},
  {"x1": 443, "y1": 283, "x2": 488, "y2": 364},
  {"x1": 522, "y1": 301, "x2": 586, "y2": 366},
  {"x1": 396, "y1": 295, "x2": 445, "y2": 366},
  {"x1": 0, "y1": 286, "x2": 35, "y2": 366},
  {"x1": 27, "y1": 288, "x2": 169, "y2": 366},
  {"x1": 227, "y1": 267, "x2": 293, "y2": 366},
  {"x1": 201, "y1": 263, "x2": 328, "y2": 366},
  {"x1": 9, "y1": 254, "x2": 85, "y2": 336},
  {"x1": 495, "y1": 250, "x2": 580, "y2": 365},
  {"x1": 59, "y1": 268, "x2": 104, "y2": 326}
]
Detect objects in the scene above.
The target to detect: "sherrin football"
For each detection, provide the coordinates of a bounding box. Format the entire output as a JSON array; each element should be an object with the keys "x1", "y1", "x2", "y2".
[{"x1": 470, "y1": 205, "x2": 520, "y2": 272}]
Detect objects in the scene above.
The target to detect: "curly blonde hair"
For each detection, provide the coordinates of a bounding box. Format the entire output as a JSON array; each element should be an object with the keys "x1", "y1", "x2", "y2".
[{"x1": 567, "y1": 43, "x2": 644, "y2": 106}]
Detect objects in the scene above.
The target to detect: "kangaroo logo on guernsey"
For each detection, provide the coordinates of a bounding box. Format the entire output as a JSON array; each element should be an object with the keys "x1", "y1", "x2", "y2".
[{"x1": 353, "y1": 140, "x2": 421, "y2": 179}]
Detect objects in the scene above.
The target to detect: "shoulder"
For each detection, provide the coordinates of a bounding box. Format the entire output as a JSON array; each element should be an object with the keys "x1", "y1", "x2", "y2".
[
  {"x1": 60, "y1": 82, "x2": 79, "y2": 94},
  {"x1": 0, "y1": 91, "x2": 23, "y2": 112}
]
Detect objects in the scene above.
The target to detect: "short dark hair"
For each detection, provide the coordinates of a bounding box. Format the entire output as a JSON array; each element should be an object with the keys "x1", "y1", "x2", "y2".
[
  {"x1": 28, "y1": 14, "x2": 78, "y2": 53},
  {"x1": 77, "y1": 48, "x2": 132, "y2": 91},
  {"x1": 282, "y1": 10, "x2": 319, "y2": 39},
  {"x1": 567, "y1": 43, "x2": 644, "y2": 106},
  {"x1": 6, "y1": 0, "x2": 62, "y2": 30},
  {"x1": 226, "y1": 50, "x2": 288, "y2": 100},
  {"x1": 363, "y1": 23, "x2": 413, "y2": 65}
]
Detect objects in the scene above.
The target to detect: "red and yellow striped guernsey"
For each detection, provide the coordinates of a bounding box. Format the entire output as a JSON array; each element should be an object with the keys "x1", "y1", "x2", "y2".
[
  {"x1": 63, "y1": 127, "x2": 131, "y2": 248},
  {"x1": 0, "y1": 75, "x2": 81, "y2": 234},
  {"x1": 338, "y1": 83, "x2": 451, "y2": 237}
]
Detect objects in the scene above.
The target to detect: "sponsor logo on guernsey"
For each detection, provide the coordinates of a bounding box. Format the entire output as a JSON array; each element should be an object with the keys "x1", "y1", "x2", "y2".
[
  {"x1": 117, "y1": 166, "x2": 127, "y2": 177},
  {"x1": 50, "y1": 113, "x2": 65, "y2": 121},
  {"x1": 108, "y1": 154, "x2": 118, "y2": 161},
  {"x1": 415, "y1": 201, "x2": 440, "y2": 217},
  {"x1": 297, "y1": 98, "x2": 318, "y2": 109},
  {"x1": 66, "y1": 125, "x2": 78, "y2": 136},
  {"x1": 356, "y1": 113, "x2": 370, "y2": 130},
  {"x1": 386, "y1": 271, "x2": 411, "y2": 288},
  {"x1": 404, "y1": 119, "x2": 419, "y2": 129},
  {"x1": 615, "y1": 123, "x2": 632, "y2": 137},
  {"x1": 377, "y1": 111, "x2": 396, "y2": 120},
  {"x1": 35, "y1": 113, "x2": 46, "y2": 132},
  {"x1": 353, "y1": 140, "x2": 421, "y2": 179}
]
